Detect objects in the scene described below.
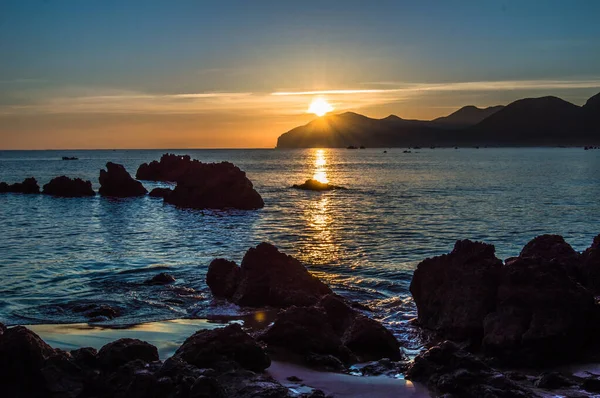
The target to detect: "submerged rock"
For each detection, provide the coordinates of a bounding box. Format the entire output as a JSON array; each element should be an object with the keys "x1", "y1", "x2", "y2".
[
  {"x1": 292, "y1": 179, "x2": 345, "y2": 191},
  {"x1": 42, "y1": 176, "x2": 95, "y2": 197},
  {"x1": 208, "y1": 242, "x2": 332, "y2": 307},
  {"x1": 72, "y1": 303, "x2": 121, "y2": 321},
  {"x1": 143, "y1": 272, "x2": 176, "y2": 285},
  {"x1": 136, "y1": 153, "x2": 193, "y2": 181},
  {"x1": 0, "y1": 177, "x2": 40, "y2": 194},
  {"x1": 410, "y1": 239, "x2": 503, "y2": 340},
  {"x1": 164, "y1": 161, "x2": 264, "y2": 210},
  {"x1": 174, "y1": 323, "x2": 271, "y2": 372},
  {"x1": 148, "y1": 187, "x2": 172, "y2": 198},
  {"x1": 97, "y1": 338, "x2": 159, "y2": 369},
  {"x1": 98, "y1": 162, "x2": 147, "y2": 197}
]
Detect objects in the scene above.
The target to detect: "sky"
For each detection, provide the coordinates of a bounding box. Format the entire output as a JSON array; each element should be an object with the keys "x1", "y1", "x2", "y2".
[{"x1": 1, "y1": 0, "x2": 600, "y2": 149}]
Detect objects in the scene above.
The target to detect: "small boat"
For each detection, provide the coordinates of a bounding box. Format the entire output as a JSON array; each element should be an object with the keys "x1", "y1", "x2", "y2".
[{"x1": 62, "y1": 156, "x2": 78, "y2": 160}]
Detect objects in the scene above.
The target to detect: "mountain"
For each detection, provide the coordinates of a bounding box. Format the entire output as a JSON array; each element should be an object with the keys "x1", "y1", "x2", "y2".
[
  {"x1": 431, "y1": 105, "x2": 504, "y2": 128},
  {"x1": 276, "y1": 93, "x2": 600, "y2": 148}
]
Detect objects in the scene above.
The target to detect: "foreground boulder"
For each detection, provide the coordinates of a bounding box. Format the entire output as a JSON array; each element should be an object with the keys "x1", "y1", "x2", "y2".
[
  {"x1": 136, "y1": 153, "x2": 193, "y2": 181},
  {"x1": 483, "y1": 256, "x2": 596, "y2": 364},
  {"x1": 98, "y1": 162, "x2": 147, "y2": 197},
  {"x1": 259, "y1": 294, "x2": 403, "y2": 367},
  {"x1": 580, "y1": 234, "x2": 600, "y2": 294},
  {"x1": 207, "y1": 243, "x2": 332, "y2": 307},
  {"x1": 164, "y1": 161, "x2": 264, "y2": 210},
  {"x1": 174, "y1": 323, "x2": 271, "y2": 372},
  {"x1": 148, "y1": 187, "x2": 172, "y2": 198},
  {"x1": 42, "y1": 176, "x2": 95, "y2": 197},
  {"x1": 292, "y1": 179, "x2": 345, "y2": 191},
  {"x1": 97, "y1": 338, "x2": 159, "y2": 369},
  {"x1": 0, "y1": 177, "x2": 40, "y2": 194},
  {"x1": 410, "y1": 240, "x2": 503, "y2": 340},
  {"x1": 406, "y1": 341, "x2": 532, "y2": 397}
]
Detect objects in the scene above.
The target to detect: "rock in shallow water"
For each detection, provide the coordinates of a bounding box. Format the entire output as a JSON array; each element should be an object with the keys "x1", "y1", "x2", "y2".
[
  {"x1": 0, "y1": 177, "x2": 40, "y2": 194},
  {"x1": 43, "y1": 176, "x2": 95, "y2": 197},
  {"x1": 292, "y1": 179, "x2": 345, "y2": 191},
  {"x1": 136, "y1": 153, "x2": 193, "y2": 182},
  {"x1": 99, "y1": 162, "x2": 147, "y2": 197},
  {"x1": 207, "y1": 258, "x2": 240, "y2": 297},
  {"x1": 148, "y1": 187, "x2": 173, "y2": 198},
  {"x1": 144, "y1": 272, "x2": 176, "y2": 285}
]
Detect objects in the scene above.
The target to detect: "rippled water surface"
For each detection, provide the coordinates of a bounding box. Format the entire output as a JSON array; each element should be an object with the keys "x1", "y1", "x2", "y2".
[{"x1": 1, "y1": 148, "x2": 599, "y2": 346}]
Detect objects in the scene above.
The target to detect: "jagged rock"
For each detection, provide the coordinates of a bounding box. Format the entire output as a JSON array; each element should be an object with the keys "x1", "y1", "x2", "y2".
[
  {"x1": 189, "y1": 375, "x2": 227, "y2": 398},
  {"x1": 174, "y1": 323, "x2": 271, "y2": 372},
  {"x1": 148, "y1": 187, "x2": 172, "y2": 198},
  {"x1": 41, "y1": 349, "x2": 86, "y2": 397},
  {"x1": 99, "y1": 162, "x2": 147, "y2": 197},
  {"x1": 71, "y1": 347, "x2": 98, "y2": 368},
  {"x1": 97, "y1": 338, "x2": 159, "y2": 369},
  {"x1": 136, "y1": 153, "x2": 193, "y2": 181},
  {"x1": 519, "y1": 234, "x2": 580, "y2": 263},
  {"x1": 0, "y1": 326, "x2": 56, "y2": 397},
  {"x1": 0, "y1": 322, "x2": 5, "y2": 336},
  {"x1": 409, "y1": 240, "x2": 503, "y2": 340},
  {"x1": 581, "y1": 234, "x2": 600, "y2": 294},
  {"x1": 215, "y1": 242, "x2": 332, "y2": 307},
  {"x1": 533, "y1": 372, "x2": 574, "y2": 389},
  {"x1": 207, "y1": 258, "x2": 240, "y2": 298},
  {"x1": 144, "y1": 272, "x2": 176, "y2": 285},
  {"x1": 0, "y1": 177, "x2": 40, "y2": 194},
  {"x1": 406, "y1": 341, "x2": 532, "y2": 397},
  {"x1": 42, "y1": 176, "x2": 95, "y2": 197},
  {"x1": 292, "y1": 179, "x2": 345, "y2": 191},
  {"x1": 163, "y1": 161, "x2": 264, "y2": 210},
  {"x1": 482, "y1": 256, "x2": 596, "y2": 365}
]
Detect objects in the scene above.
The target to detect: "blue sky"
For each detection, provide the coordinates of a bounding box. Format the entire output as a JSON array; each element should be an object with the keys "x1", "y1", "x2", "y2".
[{"x1": 1, "y1": 0, "x2": 600, "y2": 148}]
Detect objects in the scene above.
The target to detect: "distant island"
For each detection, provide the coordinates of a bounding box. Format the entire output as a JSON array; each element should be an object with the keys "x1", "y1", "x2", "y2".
[{"x1": 277, "y1": 92, "x2": 600, "y2": 148}]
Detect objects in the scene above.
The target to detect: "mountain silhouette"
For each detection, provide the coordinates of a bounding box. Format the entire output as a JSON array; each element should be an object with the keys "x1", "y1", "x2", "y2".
[{"x1": 276, "y1": 92, "x2": 600, "y2": 148}]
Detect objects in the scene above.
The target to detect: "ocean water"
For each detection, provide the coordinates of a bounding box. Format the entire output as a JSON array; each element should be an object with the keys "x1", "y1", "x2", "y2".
[{"x1": 1, "y1": 148, "x2": 599, "y2": 348}]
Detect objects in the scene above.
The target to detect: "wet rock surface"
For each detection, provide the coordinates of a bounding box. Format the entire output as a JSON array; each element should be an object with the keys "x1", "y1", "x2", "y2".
[
  {"x1": 292, "y1": 179, "x2": 346, "y2": 191},
  {"x1": 0, "y1": 177, "x2": 40, "y2": 194},
  {"x1": 144, "y1": 272, "x2": 176, "y2": 285},
  {"x1": 581, "y1": 234, "x2": 600, "y2": 294},
  {"x1": 163, "y1": 160, "x2": 264, "y2": 210},
  {"x1": 99, "y1": 162, "x2": 147, "y2": 197},
  {"x1": 208, "y1": 243, "x2": 332, "y2": 307},
  {"x1": 148, "y1": 187, "x2": 173, "y2": 198},
  {"x1": 43, "y1": 176, "x2": 96, "y2": 197}
]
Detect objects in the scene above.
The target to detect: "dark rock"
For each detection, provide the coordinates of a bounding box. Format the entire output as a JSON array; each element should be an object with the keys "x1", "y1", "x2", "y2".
[
  {"x1": 409, "y1": 239, "x2": 503, "y2": 340},
  {"x1": 533, "y1": 372, "x2": 574, "y2": 389},
  {"x1": 0, "y1": 322, "x2": 5, "y2": 336},
  {"x1": 229, "y1": 242, "x2": 332, "y2": 307},
  {"x1": 42, "y1": 176, "x2": 95, "y2": 197},
  {"x1": 406, "y1": 341, "x2": 531, "y2": 398},
  {"x1": 292, "y1": 179, "x2": 345, "y2": 191},
  {"x1": 41, "y1": 349, "x2": 85, "y2": 397},
  {"x1": 72, "y1": 303, "x2": 120, "y2": 320},
  {"x1": 136, "y1": 153, "x2": 193, "y2": 181},
  {"x1": 304, "y1": 353, "x2": 346, "y2": 372},
  {"x1": 0, "y1": 177, "x2": 40, "y2": 194},
  {"x1": 144, "y1": 272, "x2": 176, "y2": 285},
  {"x1": 99, "y1": 162, "x2": 147, "y2": 197},
  {"x1": 358, "y1": 358, "x2": 409, "y2": 376},
  {"x1": 174, "y1": 323, "x2": 271, "y2": 372},
  {"x1": 581, "y1": 234, "x2": 600, "y2": 294},
  {"x1": 519, "y1": 234, "x2": 579, "y2": 263},
  {"x1": 286, "y1": 375, "x2": 302, "y2": 382},
  {"x1": 216, "y1": 369, "x2": 290, "y2": 398},
  {"x1": 0, "y1": 326, "x2": 56, "y2": 396},
  {"x1": 482, "y1": 256, "x2": 596, "y2": 365},
  {"x1": 71, "y1": 347, "x2": 98, "y2": 368},
  {"x1": 148, "y1": 187, "x2": 173, "y2": 198},
  {"x1": 97, "y1": 338, "x2": 159, "y2": 369},
  {"x1": 207, "y1": 258, "x2": 240, "y2": 298},
  {"x1": 189, "y1": 375, "x2": 227, "y2": 398},
  {"x1": 582, "y1": 377, "x2": 600, "y2": 392}
]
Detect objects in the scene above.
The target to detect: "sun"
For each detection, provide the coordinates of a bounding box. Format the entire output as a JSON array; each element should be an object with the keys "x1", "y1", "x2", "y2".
[{"x1": 308, "y1": 97, "x2": 334, "y2": 117}]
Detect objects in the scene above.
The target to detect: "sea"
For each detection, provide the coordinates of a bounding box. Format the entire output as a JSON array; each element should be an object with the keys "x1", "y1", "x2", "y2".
[{"x1": 1, "y1": 148, "x2": 599, "y2": 350}]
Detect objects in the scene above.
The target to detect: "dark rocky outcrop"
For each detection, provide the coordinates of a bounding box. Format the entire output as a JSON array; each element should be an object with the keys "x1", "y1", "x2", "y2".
[
  {"x1": 207, "y1": 243, "x2": 332, "y2": 307},
  {"x1": 97, "y1": 338, "x2": 159, "y2": 369},
  {"x1": 174, "y1": 323, "x2": 271, "y2": 372},
  {"x1": 0, "y1": 177, "x2": 40, "y2": 194},
  {"x1": 581, "y1": 234, "x2": 600, "y2": 294},
  {"x1": 406, "y1": 341, "x2": 533, "y2": 397},
  {"x1": 143, "y1": 272, "x2": 176, "y2": 285},
  {"x1": 164, "y1": 161, "x2": 264, "y2": 210},
  {"x1": 42, "y1": 176, "x2": 95, "y2": 197},
  {"x1": 148, "y1": 187, "x2": 173, "y2": 198},
  {"x1": 410, "y1": 239, "x2": 503, "y2": 341},
  {"x1": 98, "y1": 162, "x2": 147, "y2": 197},
  {"x1": 136, "y1": 153, "x2": 193, "y2": 181},
  {"x1": 207, "y1": 258, "x2": 240, "y2": 298},
  {"x1": 71, "y1": 303, "x2": 121, "y2": 321},
  {"x1": 292, "y1": 179, "x2": 345, "y2": 191},
  {"x1": 259, "y1": 294, "x2": 403, "y2": 367}
]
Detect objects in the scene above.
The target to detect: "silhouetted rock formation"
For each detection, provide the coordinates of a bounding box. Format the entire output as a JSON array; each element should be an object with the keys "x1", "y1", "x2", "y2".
[
  {"x1": 42, "y1": 176, "x2": 95, "y2": 197},
  {"x1": 98, "y1": 162, "x2": 147, "y2": 197},
  {"x1": 277, "y1": 92, "x2": 600, "y2": 147},
  {"x1": 164, "y1": 161, "x2": 264, "y2": 210},
  {"x1": 136, "y1": 153, "x2": 192, "y2": 181},
  {"x1": 71, "y1": 303, "x2": 121, "y2": 322},
  {"x1": 410, "y1": 235, "x2": 600, "y2": 366},
  {"x1": 0, "y1": 177, "x2": 40, "y2": 194},
  {"x1": 143, "y1": 272, "x2": 175, "y2": 285},
  {"x1": 97, "y1": 338, "x2": 159, "y2": 368},
  {"x1": 148, "y1": 187, "x2": 172, "y2": 198},
  {"x1": 207, "y1": 242, "x2": 332, "y2": 307},
  {"x1": 292, "y1": 179, "x2": 345, "y2": 191},
  {"x1": 259, "y1": 294, "x2": 403, "y2": 367},
  {"x1": 581, "y1": 235, "x2": 600, "y2": 294}
]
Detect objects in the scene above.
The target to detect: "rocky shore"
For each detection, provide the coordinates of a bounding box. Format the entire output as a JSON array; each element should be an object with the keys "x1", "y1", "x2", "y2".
[{"x1": 3, "y1": 235, "x2": 600, "y2": 397}]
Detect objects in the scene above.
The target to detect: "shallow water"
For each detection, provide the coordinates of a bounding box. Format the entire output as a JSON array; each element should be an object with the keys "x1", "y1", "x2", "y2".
[{"x1": 1, "y1": 148, "x2": 599, "y2": 348}]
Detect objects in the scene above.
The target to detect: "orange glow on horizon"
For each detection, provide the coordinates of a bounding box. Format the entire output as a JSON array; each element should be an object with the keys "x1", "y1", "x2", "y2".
[{"x1": 308, "y1": 97, "x2": 334, "y2": 117}]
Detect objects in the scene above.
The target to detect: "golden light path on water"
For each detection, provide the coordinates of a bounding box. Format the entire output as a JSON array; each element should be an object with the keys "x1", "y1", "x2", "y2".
[{"x1": 313, "y1": 148, "x2": 329, "y2": 183}]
